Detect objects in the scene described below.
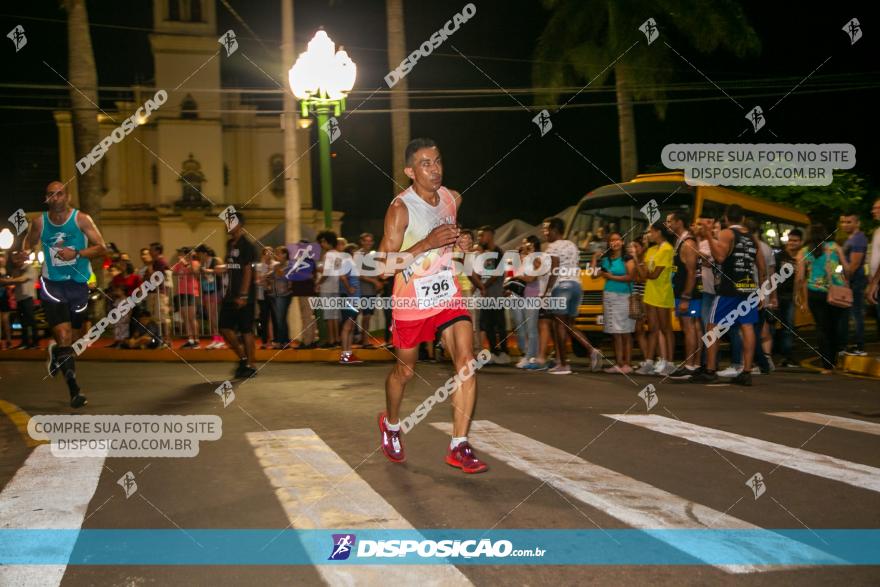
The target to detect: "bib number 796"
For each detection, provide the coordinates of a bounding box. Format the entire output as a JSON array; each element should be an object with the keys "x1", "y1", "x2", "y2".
[{"x1": 414, "y1": 270, "x2": 455, "y2": 309}]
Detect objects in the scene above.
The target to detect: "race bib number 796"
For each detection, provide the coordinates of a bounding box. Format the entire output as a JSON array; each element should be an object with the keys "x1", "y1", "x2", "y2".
[{"x1": 414, "y1": 270, "x2": 455, "y2": 309}]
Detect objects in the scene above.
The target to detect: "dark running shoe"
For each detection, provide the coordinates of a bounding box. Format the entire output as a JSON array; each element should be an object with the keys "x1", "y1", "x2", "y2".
[
  {"x1": 688, "y1": 370, "x2": 719, "y2": 384},
  {"x1": 730, "y1": 371, "x2": 753, "y2": 386},
  {"x1": 668, "y1": 365, "x2": 700, "y2": 379},
  {"x1": 70, "y1": 394, "x2": 88, "y2": 408},
  {"x1": 236, "y1": 365, "x2": 257, "y2": 379}
]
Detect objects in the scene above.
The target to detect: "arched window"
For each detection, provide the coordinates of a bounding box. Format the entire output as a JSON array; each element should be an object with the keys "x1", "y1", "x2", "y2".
[
  {"x1": 167, "y1": 0, "x2": 203, "y2": 23},
  {"x1": 189, "y1": 0, "x2": 202, "y2": 22},
  {"x1": 176, "y1": 154, "x2": 209, "y2": 208},
  {"x1": 180, "y1": 93, "x2": 198, "y2": 119},
  {"x1": 270, "y1": 154, "x2": 284, "y2": 196}
]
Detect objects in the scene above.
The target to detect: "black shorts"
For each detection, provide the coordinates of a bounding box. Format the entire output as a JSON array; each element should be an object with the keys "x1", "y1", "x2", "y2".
[
  {"x1": 39, "y1": 277, "x2": 90, "y2": 329},
  {"x1": 219, "y1": 301, "x2": 255, "y2": 334},
  {"x1": 341, "y1": 295, "x2": 360, "y2": 321}
]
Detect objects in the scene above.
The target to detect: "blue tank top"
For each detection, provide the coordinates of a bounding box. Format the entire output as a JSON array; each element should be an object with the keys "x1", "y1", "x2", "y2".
[{"x1": 41, "y1": 209, "x2": 91, "y2": 283}]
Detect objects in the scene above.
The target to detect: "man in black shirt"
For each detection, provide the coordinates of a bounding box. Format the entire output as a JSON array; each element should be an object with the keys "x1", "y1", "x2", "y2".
[
  {"x1": 773, "y1": 228, "x2": 802, "y2": 367},
  {"x1": 667, "y1": 210, "x2": 703, "y2": 378},
  {"x1": 218, "y1": 211, "x2": 258, "y2": 379},
  {"x1": 693, "y1": 204, "x2": 767, "y2": 386}
]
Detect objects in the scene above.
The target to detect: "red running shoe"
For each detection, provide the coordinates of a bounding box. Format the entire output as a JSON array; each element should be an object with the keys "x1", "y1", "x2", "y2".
[
  {"x1": 378, "y1": 412, "x2": 405, "y2": 463},
  {"x1": 339, "y1": 352, "x2": 364, "y2": 364},
  {"x1": 445, "y1": 441, "x2": 489, "y2": 474}
]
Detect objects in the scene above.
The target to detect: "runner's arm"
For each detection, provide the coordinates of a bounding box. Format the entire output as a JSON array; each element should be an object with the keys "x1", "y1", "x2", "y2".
[
  {"x1": 74, "y1": 212, "x2": 108, "y2": 260},
  {"x1": 21, "y1": 213, "x2": 42, "y2": 257},
  {"x1": 377, "y1": 198, "x2": 458, "y2": 275}
]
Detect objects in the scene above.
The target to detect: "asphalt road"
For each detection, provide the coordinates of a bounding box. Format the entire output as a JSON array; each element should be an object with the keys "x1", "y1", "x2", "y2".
[{"x1": 1, "y1": 356, "x2": 879, "y2": 586}]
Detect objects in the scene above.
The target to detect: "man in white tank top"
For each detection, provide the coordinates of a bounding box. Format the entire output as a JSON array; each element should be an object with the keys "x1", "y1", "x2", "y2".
[{"x1": 376, "y1": 138, "x2": 488, "y2": 474}]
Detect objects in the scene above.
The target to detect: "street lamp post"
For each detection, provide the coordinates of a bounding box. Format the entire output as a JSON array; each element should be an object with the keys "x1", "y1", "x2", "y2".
[{"x1": 288, "y1": 30, "x2": 356, "y2": 230}]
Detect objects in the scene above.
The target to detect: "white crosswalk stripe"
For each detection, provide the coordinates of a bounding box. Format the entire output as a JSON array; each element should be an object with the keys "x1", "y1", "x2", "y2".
[
  {"x1": 5, "y1": 413, "x2": 878, "y2": 580},
  {"x1": 767, "y1": 412, "x2": 880, "y2": 436},
  {"x1": 432, "y1": 420, "x2": 839, "y2": 573},
  {"x1": 0, "y1": 445, "x2": 105, "y2": 587},
  {"x1": 606, "y1": 414, "x2": 880, "y2": 493},
  {"x1": 247, "y1": 428, "x2": 472, "y2": 586}
]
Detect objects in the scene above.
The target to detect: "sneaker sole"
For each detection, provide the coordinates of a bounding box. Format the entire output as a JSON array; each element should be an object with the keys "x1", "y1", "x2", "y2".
[
  {"x1": 46, "y1": 342, "x2": 57, "y2": 377},
  {"x1": 377, "y1": 413, "x2": 405, "y2": 463},
  {"x1": 445, "y1": 456, "x2": 488, "y2": 474}
]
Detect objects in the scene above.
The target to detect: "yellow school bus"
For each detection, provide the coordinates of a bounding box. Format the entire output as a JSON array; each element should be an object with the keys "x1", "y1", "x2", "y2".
[{"x1": 565, "y1": 171, "x2": 810, "y2": 332}]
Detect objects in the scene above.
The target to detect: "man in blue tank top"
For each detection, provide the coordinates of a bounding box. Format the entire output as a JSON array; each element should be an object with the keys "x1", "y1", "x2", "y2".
[{"x1": 23, "y1": 181, "x2": 107, "y2": 408}]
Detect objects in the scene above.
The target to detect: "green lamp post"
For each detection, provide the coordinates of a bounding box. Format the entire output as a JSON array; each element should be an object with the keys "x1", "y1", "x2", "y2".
[{"x1": 288, "y1": 30, "x2": 357, "y2": 229}]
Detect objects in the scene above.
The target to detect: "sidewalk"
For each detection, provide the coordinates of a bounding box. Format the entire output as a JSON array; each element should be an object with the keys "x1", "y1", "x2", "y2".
[{"x1": 0, "y1": 339, "x2": 396, "y2": 363}]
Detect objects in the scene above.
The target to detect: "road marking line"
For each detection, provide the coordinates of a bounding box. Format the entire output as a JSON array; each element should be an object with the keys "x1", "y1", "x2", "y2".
[
  {"x1": 247, "y1": 428, "x2": 472, "y2": 586},
  {"x1": 0, "y1": 445, "x2": 105, "y2": 586},
  {"x1": 767, "y1": 412, "x2": 880, "y2": 436},
  {"x1": 606, "y1": 414, "x2": 880, "y2": 493},
  {"x1": 432, "y1": 420, "x2": 837, "y2": 573},
  {"x1": 0, "y1": 399, "x2": 45, "y2": 447}
]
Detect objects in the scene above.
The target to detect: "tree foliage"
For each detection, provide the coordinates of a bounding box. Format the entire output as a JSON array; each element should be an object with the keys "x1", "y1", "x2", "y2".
[{"x1": 739, "y1": 171, "x2": 871, "y2": 226}]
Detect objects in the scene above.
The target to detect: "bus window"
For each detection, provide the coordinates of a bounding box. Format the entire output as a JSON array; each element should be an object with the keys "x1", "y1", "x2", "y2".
[
  {"x1": 699, "y1": 201, "x2": 804, "y2": 249},
  {"x1": 568, "y1": 192, "x2": 695, "y2": 254}
]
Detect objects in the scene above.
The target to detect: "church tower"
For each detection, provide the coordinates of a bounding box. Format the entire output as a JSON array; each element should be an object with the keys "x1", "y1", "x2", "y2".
[{"x1": 149, "y1": 0, "x2": 222, "y2": 208}]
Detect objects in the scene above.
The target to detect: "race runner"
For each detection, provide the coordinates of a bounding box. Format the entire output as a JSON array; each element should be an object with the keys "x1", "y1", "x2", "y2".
[
  {"x1": 23, "y1": 181, "x2": 108, "y2": 408},
  {"x1": 377, "y1": 137, "x2": 488, "y2": 474}
]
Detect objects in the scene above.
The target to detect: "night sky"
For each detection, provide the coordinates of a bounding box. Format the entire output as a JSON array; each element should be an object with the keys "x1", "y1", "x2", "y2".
[{"x1": 1, "y1": 0, "x2": 877, "y2": 242}]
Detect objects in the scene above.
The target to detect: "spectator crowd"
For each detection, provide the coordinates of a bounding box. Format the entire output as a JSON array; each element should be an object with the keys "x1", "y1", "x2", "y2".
[{"x1": 2, "y1": 196, "x2": 880, "y2": 383}]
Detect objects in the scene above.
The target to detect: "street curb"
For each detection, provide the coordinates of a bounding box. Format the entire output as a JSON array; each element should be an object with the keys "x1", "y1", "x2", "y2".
[
  {"x1": 839, "y1": 353, "x2": 880, "y2": 378},
  {"x1": 0, "y1": 346, "x2": 396, "y2": 363},
  {"x1": 800, "y1": 355, "x2": 880, "y2": 379}
]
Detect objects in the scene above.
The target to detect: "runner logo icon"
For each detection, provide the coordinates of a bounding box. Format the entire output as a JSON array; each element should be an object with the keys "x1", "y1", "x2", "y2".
[{"x1": 329, "y1": 533, "x2": 356, "y2": 560}]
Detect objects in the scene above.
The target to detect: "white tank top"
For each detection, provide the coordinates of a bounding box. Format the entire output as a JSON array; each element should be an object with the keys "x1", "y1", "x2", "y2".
[
  {"x1": 392, "y1": 186, "x2": 460, "y2": 320},
  {"x1": 398, "y1": 186, "x2": 457, "y2": 249}
]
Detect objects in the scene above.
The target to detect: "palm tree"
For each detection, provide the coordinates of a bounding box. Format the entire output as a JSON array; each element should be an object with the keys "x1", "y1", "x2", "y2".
[
  {"x1": 533, "y1": 0, "x2": 759, "y2": 181},
  {"x1": 64, "y1": 0, "x2": 102, "y2": 222},
  {"x1": 386, "y1": 0, "x2": 411, "y2": 193}
]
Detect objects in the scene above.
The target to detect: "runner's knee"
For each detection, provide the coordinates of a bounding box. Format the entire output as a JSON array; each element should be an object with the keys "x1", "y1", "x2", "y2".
[{"x1": 393, "y1": 362, "x2": 415, "y2": 384}]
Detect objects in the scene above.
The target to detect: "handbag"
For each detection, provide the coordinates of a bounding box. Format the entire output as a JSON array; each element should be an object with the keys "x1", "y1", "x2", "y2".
[
  {"x1": 503, "y1": 276, "x2": 527, "y2": 297},
  {"x1": 628, "y1": 291, "x2": 643, "y2": 320},
  {"x1": 825, "y1": 245, "x2": 853, "y2": 308},
  {"x1": 626, "y1": 258, "x2": 644, "y2": 319}
]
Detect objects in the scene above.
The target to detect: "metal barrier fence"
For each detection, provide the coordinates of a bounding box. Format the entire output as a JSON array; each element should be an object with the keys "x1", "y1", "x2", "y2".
[{"x1": 166, "y1": 271, "x2": 221, "y2": 341}]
